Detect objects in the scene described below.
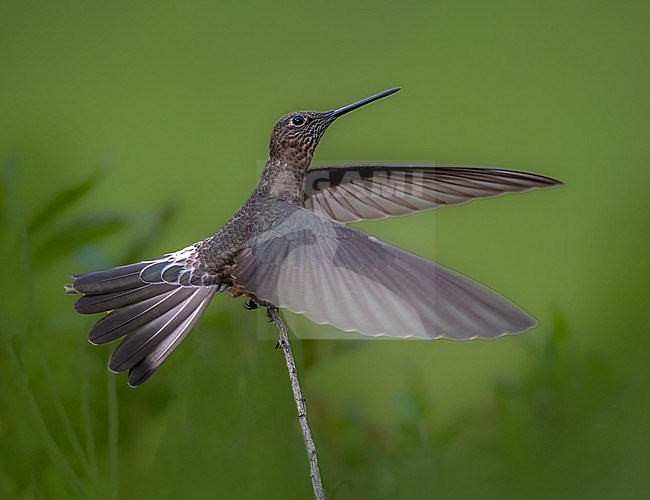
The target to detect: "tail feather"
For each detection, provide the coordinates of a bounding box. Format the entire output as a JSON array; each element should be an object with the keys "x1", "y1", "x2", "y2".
[
  {"x1": 74, "y1": 283, "x2": 177, "y2": 314},
  {"x1": 68, "y1": 259, "x2": 216, "y2": 385},
  {"x1": 88, "y1": 287, "x2": 190, "y2": 344},
  {"x1": 108, "y1": 287, "x2": 214, "y2": 373},
  {"x1": 72, "y1": 262, "x2": 153, "y2": 294},
  {"x1": 128, "y1": 290, "x2": 214, "y2": 387}
]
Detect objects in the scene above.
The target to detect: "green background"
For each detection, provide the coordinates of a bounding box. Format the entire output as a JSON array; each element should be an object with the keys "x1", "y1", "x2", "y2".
[{"x1": 1, "y1": 1, "x2": 649, "y2": 498}]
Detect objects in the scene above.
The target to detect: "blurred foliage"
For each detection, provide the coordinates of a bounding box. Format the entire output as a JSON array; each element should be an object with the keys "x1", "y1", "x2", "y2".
[
  {"x1": 2, "y1": 1, "x2": 650, "y2": 499},
  {"x1": 0, "y1": 164, "x2": 173, "y2": 499},
  {"x1": 0, "y1": 159, "x2": 647, "y2": 499},
  {"x1": 313, "y1": 314, "x2": 626, "y2": 500}
]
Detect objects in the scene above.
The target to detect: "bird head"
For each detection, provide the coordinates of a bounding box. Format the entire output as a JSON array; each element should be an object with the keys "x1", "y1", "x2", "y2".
[{"x1": 268, "y1": 88, "x2": 400, "y2": 163}]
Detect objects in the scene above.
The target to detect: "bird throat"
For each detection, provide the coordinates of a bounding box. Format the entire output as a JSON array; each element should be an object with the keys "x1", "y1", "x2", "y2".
[{"x1": 258, "y1": 151, "x2": 312, "y2": 204}]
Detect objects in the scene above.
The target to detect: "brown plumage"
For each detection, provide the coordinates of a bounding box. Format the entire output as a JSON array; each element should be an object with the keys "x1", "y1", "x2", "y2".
[{"x1": 67, "y1": 88, "x2": 562, "y2": 386}]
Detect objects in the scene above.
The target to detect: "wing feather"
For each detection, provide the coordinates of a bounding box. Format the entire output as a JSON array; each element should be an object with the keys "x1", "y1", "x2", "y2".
[
  {"x1": 304, "y1": 165, "x2": 561, "y2": 222},
  {"x1": 232, "y1": 202, "x2": 536, "y2": 340}
]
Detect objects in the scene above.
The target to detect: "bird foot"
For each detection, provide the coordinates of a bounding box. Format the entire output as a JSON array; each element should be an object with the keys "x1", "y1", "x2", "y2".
[{"x1": 244, "y1": 299, "x2": 274, "y2": 311}]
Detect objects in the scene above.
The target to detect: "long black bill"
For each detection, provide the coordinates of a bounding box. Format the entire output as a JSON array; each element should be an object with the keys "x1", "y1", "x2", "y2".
[{"x1": 330, "y1": 88, "x2": 401, "y2": 118}]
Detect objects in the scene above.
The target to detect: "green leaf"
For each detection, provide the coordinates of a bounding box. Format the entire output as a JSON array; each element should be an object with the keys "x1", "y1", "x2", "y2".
[
  {"x1": 0, "y1": 155, "x2": 21, "y2": 237},
  {"x1": 27, "y1": 169, "x2": 105, "y2": 235},
  {"x1": 31, "y1": 213, "x2": 127, "y2": 267},
  {"x1": 120, "y1": 202, "x2": 178, "y2": 262}
]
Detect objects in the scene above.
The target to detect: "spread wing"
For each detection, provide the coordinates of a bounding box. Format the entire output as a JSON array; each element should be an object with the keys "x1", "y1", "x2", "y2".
[
  {"x1": 232, "y1": 201, "x2": 536, "y2": 340},
  {"x1": 304, "y1": 165, "x2": 561, "y2": 223},
  {"x1": 68, "y1": 245, "x2": 217, "y2": 386}
]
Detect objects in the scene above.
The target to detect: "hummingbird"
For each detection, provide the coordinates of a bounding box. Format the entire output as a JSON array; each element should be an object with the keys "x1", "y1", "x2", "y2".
[{"x1": 67, "y1": 88, "x2": 561, "y2": 387}]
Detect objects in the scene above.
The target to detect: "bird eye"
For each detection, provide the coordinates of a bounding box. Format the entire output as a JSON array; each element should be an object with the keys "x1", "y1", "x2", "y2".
[{"x1": 291, "y1": 115, "x2": 305, "y2": 126}]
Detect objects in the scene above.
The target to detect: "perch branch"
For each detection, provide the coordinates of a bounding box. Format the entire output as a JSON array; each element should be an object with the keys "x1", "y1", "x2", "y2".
[{"x1": 268, "y1": 306, "x2": 326, "y2": 500}]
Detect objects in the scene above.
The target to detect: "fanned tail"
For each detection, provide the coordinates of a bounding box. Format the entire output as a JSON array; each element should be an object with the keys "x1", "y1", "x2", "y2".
[{"x1": 68, "y1": 259, "x2": 216, "y2": 386}]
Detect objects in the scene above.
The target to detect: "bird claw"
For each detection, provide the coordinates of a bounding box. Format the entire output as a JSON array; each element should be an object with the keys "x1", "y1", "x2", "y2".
[
  {"x1": 244, "y1": 300, "x2": 258, "y2": 310},
  {"x1": 245, "y1": 299, "x2": 274, "y2": 311},
  {"x1": 266, "y1": 306, "x2": 278, "y2": 323},
  {"x1": 245, "y1": 300, "x2": 277, "y2": 324}
]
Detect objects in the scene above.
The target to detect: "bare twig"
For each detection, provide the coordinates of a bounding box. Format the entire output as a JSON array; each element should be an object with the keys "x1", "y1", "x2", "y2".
[{"x1": 268, "y1": 307, "x2": 326, "y2": 500}]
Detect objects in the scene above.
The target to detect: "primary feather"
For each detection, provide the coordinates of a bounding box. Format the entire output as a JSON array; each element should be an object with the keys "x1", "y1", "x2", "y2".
[
  {"x1": 304, "y1": 165, "x2": 561, "y2": 222},
  {"x1": 232, "y1": 201, "x2": 536, "y2": 340}
]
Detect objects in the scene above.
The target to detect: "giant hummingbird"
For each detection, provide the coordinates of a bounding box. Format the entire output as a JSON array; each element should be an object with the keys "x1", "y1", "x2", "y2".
[{"x1": 66, "y1": 88, "x2": 561, "y2": 386}]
